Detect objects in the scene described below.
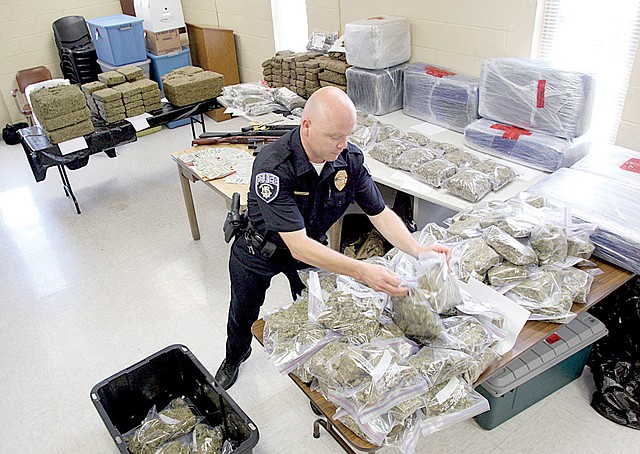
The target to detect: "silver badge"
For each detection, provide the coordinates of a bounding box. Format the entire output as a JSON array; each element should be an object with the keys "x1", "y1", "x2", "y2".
[{"x1": 255, "y1": 172, "x2": 279, "y2": 203}]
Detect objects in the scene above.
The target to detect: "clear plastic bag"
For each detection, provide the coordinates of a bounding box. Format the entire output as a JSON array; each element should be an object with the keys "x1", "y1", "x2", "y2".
[
  {"x1": 406, "y1": 346, "x2": 471, "y2": 387},
  {"x1": 369, "y1": 138, "x2": 412, "y2": 166},
  {"x1": 483, "y1": 225, "x2": 538, "y2": 265},
  {"x1": 395, "y1": 147, "x2": 436, "y2": 172},
  {"x1": 566, "y1": 223, "x2": 597, "y2": 259},
  {"x1": 463, "y1": 347, "x2": 501, "y2": 383},
  {"x1": 506, "y1": 271, "x2": 574, "y2": 322},
  {"x1": 411, "y1": 158, "x2": 457, "y2": 187},
  {"x1": 472, "y1": 159, "x2": 516, "y2": 190},
  {"x1": 443, "y1": 149, "x2": 480, "y2": 167},
  {"x1": 425, "y1": 315, "x2": 501, "y2": 356},
  {"x1": 486, "y1": 262, "x2": 531, "y2": 287},
  {"x1": 450, "y1": 237, "x2": 502, "y2": 282},
  {"x1": 530, "y1": 222, "x2": 568, "y2": 265},
  {"x1": 446, "y1": 215, "x2": 483, "y2": 239},
  {"x1": 271, "y1": 87, "x2": 306, "y2": 111}
]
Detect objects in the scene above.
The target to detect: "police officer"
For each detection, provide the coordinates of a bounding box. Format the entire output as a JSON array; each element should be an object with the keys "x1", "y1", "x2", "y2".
[{"x1": 215, "y1": 86, "x2": 450, "y2": 389}]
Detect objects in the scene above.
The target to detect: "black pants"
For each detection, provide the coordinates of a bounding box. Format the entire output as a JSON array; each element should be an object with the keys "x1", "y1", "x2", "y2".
[{"x1": 225, "y1": 233, "x2": 307, "y2": 364}]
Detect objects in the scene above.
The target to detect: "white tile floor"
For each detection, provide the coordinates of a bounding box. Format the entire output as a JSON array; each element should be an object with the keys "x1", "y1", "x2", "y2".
[{"x1": 1, "y1": 119, "x2": 639, "y2": 453}]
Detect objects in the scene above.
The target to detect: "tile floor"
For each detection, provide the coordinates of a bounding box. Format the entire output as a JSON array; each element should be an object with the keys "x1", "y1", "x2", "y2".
[{"x1": 1, "y1": 119, "x2": 639, "y2": 453}]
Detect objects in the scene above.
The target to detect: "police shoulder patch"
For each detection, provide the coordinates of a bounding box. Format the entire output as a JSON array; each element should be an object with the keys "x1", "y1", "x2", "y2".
[{"x1": 255, "y1": 172, "x2": 280, "y2": 203}]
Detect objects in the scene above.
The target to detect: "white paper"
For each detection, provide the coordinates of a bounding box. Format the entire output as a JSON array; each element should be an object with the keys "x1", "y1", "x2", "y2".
[
  {"x1": 127, "y1": 113, "x2": 152, "y2": 132},
  {"x1": 458, "y1": 278, "x2": 530, "y2": 355},
  {"x1": 411, "y1": 122, "x2": 447, "y2": 136},
  {"x1": 400, "y1": 174, "x2": 433, "y2": 194},
  {"x1": 58, "y1": 136, "x2": 88, "y2": 155}
]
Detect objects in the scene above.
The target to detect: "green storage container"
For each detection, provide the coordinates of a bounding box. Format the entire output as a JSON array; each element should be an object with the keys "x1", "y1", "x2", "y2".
[{"x1": 475, "y1": 311, "x2": 607, "y2": 430}]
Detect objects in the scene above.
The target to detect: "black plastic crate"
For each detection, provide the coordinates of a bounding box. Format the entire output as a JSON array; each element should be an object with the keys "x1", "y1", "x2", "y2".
[{"x1": 91, "y1": 344, "x2": 259, "y2": 453}]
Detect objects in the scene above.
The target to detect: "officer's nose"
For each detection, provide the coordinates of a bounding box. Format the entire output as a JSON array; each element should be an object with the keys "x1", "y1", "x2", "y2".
[{"x1": 337, "y1": 136, "x2": 348, "y2": 150}]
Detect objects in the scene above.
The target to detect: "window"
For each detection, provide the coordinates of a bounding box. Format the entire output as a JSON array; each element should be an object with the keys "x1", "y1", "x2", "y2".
[
  {"x1": 270, "y1": 0, "x2": 308, "y2": 52},
  {"x1": 535, "y1": 0, "x2": 640, "y2": 143}
]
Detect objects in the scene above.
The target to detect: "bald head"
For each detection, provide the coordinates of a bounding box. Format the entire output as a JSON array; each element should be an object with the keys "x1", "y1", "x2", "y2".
[
  {"x1": 299, "y1": 86, "x2": 358, "y2": 163},
  {"x1": 302, "y1": 86, "x2": 357, "y2": 125}
]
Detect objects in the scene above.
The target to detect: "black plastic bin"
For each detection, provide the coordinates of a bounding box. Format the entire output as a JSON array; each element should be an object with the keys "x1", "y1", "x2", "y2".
[{"x1": 91, "y1": 344, "x2": 259, "y2": 453}]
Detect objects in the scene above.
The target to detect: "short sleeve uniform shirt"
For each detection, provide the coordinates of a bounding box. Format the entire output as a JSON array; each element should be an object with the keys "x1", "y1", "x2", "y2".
[{"x1": 247, "y1": 127, "x2": 385, "y2": 248}]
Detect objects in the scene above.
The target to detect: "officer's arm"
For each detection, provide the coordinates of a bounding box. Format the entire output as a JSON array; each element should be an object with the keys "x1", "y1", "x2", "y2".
[
  {"x1": 368, "y1": 207, "x2": 451, "y2": 260},
  {"x1": 279, "y1": 229, "x2": 408, "y2": 296}
]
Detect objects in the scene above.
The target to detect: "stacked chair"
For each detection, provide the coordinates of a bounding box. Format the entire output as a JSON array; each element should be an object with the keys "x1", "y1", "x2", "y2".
[{"x1": 52, "y1": 16, "x2": 101, "y2": 84}]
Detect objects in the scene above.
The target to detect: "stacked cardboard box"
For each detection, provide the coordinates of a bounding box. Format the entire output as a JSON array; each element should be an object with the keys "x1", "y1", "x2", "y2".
[{"x1": 29, "y1": 84, "x2": 94, "y2": 144}]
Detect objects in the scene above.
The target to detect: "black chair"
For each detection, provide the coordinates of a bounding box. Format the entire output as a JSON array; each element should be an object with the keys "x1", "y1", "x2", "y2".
[{"x1": 52, "y1": 16, "x2": 100, "y2": 84}]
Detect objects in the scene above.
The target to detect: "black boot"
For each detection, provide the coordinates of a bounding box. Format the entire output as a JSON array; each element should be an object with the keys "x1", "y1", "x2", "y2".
[{"x1": 214, "y1": 347, "x2": 252, "y2": 390}]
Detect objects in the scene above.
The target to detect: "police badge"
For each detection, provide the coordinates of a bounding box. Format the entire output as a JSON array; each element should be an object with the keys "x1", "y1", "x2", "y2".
[
  {"x1": 256, "y1": 172, "x2": 280, "y2": 203},
  {"x1": 334, "y1": 170, "x2": 348, "y2": 191}
]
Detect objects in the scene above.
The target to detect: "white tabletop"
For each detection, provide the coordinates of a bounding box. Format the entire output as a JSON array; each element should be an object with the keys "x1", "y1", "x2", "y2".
[{"x1": 366, "y1": 111, "x2": 548, "y2": 212}]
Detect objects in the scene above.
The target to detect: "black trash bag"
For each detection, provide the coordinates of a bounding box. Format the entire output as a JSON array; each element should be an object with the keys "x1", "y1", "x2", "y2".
[
  {"x1": 588, "y1": 276, "x2": 640, "y2": 430},
  {"x1": 2, "y1": 122, "x2": 29, "y2": 145}
]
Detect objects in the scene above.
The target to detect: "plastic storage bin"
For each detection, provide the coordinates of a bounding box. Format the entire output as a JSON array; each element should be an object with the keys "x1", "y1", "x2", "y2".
[
  {"x1": 475, "y1": 312, "x2": 607, "y2": 429},
  {"x1": 91, "y1": 344, "x2": 259, "y2": 453},
  {"x1": 97, "y1": 58, "x2": 151, "y2": 80},
  {"x1": 87, "y1": 14, "x2": 147, "y2": 66},
  {"x1": 147, "y1": 47, "x2": 191, "y2": 94}
]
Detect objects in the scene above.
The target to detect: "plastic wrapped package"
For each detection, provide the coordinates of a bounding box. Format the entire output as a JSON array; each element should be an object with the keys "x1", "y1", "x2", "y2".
[
  {"x1": 395, "y1": 147, "x2": 436, "y2": 172},
  {"x1": 424, "y1": 315, "x2": 501, "y2": 356},
  {"x1": 403, "y1": 62, "x2": 480, "y2": 133},
  {"x1": 407, "y1": 346, "x2": 471, "y2": 387},
  {"x1": 350, "y1": 124, "x2": 379, "y2": 151},
  {"x1": 530, "y1": 223, "x2": 568, "y2": 265},
  {"x1": 346, "y1": 64, "x2": 406, "y2": 115},
  {"x1": 411, "y1": 158, "x2": 457, "y2": 187},
  {"x1": 472, "y1": 159, "x2": 516, "y2": 190},
  {"x1": 376, "y1": 123, "x2": 405, "y2": 141},
  {"x1": 483, "y1": 225, "x2": 538, "y2": 266},
  {"x1": 442, "y1": 169, "x2": 494, "y2": 202},
  {"x1": 566, "y1": 223, "x2": 597, "y2": 260},
  {"x1": 311, "y1": 342, "x2": 430, "y2": 424},
  {"x1": 463, "y1": 347, "x2": 501, "y2": 384},
  {"x1": 479, "y1": 58, "x2": 595, "y2": 139},
  {"x1": 446, "y1": 215, "x2": 482, "y2": 240},
  {"x1": 464, "y1": 118, "x2": 592, "y2": 172},
  {"x1": 450, "y1": 237, "x2": 502, "y2": 282},
  {"x1": 356, "y1": 110, "x2": 382, "y2": 126},
  {"x1": 442, "y1": 149, "x2": 480, "y2": 167},
  {"x1": 271, "y1": 87, "x2": 306, "y2": 111},
  {"x1": 369, "y1": 138, "x2": 413, "y2": 167},
  {"x1": 487, "y1": 262, "x2": 531, "y2": 287},
  {"x1": 571, "y1": 145, "x2": 640, "y2": 188},
  {"x1": 506, "y1": 271, "x2": 574, "y2": 322},
  {"x1": 344, "y1": 16, "x2": 411, "y2": 69},
  {"x1": 529, "y1": 167, "x2": 640, "y2": 274}
]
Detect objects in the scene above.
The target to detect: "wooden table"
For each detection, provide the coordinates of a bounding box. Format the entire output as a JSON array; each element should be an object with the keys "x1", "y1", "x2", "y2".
[
  {"x1": 172, "y1": 144, "x2": 252, "y2": 240},
  {"x1": 251, "y1": 257, "x2": 633, "y2": 452}
]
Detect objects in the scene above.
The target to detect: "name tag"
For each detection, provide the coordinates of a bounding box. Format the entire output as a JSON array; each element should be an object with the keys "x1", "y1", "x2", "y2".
[{"x1": 294, "y1": 191, "x2": 310, "y2": 196}]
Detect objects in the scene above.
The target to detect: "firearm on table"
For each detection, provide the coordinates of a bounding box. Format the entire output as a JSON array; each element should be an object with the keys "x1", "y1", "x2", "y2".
[{"x1": 191, "y1": 135, "x2": 280, "y2": 154}]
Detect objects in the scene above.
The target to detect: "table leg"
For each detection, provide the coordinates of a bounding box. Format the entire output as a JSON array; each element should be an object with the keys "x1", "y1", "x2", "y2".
[
  {"x1": 57, "y1": 166, "x2": 81, "y2": 214},
  {"x1": 177, "y1": 165, "x2": 200, "y2": 240},
  {"x1": 313, "y1": 418, "x2": 361, "y2": 453},
  {"x1": 328, "y1": 218, "x2": 343, "y2": 252},
  {"x1": 190, "y1": 116, "x2": 197, "y2": 140}
]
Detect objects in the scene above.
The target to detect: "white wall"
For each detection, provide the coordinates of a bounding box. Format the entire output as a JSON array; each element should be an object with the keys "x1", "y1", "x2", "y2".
[{"x1": 0, "y1": 0, "x2": 122, "y2": 125}]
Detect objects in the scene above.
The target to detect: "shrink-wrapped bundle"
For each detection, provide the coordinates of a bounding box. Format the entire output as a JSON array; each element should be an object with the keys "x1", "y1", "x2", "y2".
[
  {"x1": 346, "y1": 64, "x2": 405, "y2": 115},
  {"x1": 479, "y1": 58, "x2": 595, "y2": 139},
  {"x1": 529, "y1": 168, "x2": 640, "y2": 274},
  {"x1": 570, "y1": 145, "x2": 640, "y2": 188},
  {"x1": 403, "y1": 63, "x2": 479, "y2": 133},
  {"x1": 344, "y1": 16, "x2": 410, "y2": 69},
  {"x1": 464, "y1": 118, "x2": 591, "y2": 172}
]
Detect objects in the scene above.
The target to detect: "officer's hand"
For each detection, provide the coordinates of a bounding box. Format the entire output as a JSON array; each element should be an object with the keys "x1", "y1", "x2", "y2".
[
  {"x1": 418, "y1": 244, "x2": 452, "y2": 263},
  {"x1": 362, "y1": 264, "x2": 409, "y2": 297}
]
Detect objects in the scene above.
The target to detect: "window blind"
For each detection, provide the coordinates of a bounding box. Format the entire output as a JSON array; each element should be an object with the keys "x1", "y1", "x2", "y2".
[
  {"x1": 536, "y1": 0, "x2": 640, "y2": 143},
  {"x1": 270, "y1": 0, "x2": 308, "y2": 52}
]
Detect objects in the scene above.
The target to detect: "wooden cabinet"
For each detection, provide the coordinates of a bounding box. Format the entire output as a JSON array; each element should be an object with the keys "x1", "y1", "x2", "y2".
[{"x1": 186, "y1": 24, "x2": 240, "y2": 86}]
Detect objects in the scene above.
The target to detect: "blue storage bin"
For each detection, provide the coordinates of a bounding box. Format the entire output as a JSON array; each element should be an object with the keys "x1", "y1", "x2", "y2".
[
  {"x1": 87, "y1": 14, "x2": 146, "y2": 66},
  {"x1": 148, "y1": 47, "x2": 192, "y2": 94}
]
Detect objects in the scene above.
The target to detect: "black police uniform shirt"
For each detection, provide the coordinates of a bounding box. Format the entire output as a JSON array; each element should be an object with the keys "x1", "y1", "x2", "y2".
[{"x1": 247, "y1": 126, "x2": 386, "y2": 250}]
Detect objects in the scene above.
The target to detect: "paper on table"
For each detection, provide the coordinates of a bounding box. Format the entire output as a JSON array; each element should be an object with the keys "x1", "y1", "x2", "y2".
[
  {"x1": 411, "y1": 122, "x2": 447, "y2": 136},
  {"x1": 401, "y1": 174, "x2": 434, "y2": 194},
  {"x1": 458, "y1": 277, "x2": 530, "y2": 355},
  {"x1": 58, "y1": 136, "x2": 88, "y2": 155},
  {"x1": 127, "y1": 113, "x2": 152, "y2": 132}
]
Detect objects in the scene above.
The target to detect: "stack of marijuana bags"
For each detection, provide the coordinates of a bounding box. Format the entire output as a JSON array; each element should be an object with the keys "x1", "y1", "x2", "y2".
[
  {"x1": 80, "y1": 80, "x2": 105, "y2": 115},
  {"x1": 403, "y1": 63, "x2": 480, "y2": 133},
  {"x1": 317, "y1": 51, "x2": 350, "y2": 92},
  {"x1": 343, "y1": 16, "x2": 410, "y2": 116},
  {"x1": 92, "y1": 86, "x2": 126, "y2": 123},
  {"x1": 361, "y1": 115, "x2": 515, "y2": 202},
  {"x1": 132, "y1": 78, "x2": 162, "y2": 112},
  {"x1": 464, "y1": 58, "x2": 594, "y2": 170},
  {"x1": 161, "y1": 66, "x2": 224, "y2": 107},
  {"x1": 434, "y1": 194, "x2": 599, "y2": 322},
  {"x1": 29, "y1": 84, "x2": 94, "y2": 144},
  {"x1": 529, "y1": 167, "x2": 640, "y2": 275},
  {"x1": 262, "y1": 50, "x2": 325, "y2": 98},
  {"x1": 114, "y1": 82, "x2": 144, "y2": 117}
]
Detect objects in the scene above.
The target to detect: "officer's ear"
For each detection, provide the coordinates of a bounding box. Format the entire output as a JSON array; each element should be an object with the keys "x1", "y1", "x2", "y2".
[{"x1": 300, "y1": 118, "x2": 311, "y2": 138}]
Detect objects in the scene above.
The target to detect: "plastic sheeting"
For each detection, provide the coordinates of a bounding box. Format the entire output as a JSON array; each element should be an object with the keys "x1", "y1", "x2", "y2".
[
  {"x1": 403, "y1": 63, "x2": 479, "y2": 133},
  {"x1": 18, "y1": 122, "x2": 135, "y2": 182},
  {"x1": 464, "y1": 118, "x2": 591, "y2": 172},
  {"x1": 346, "y1": 64, "x2": 405, "y2": 115},
  {"x1": 570, "y1": 144, "x2": 640, "y2": 188},
  {"x1": 344, "y1": 16, "x2": 411, "y2": 70},
  {"x1": 479, "y1": 58, "x2": 595, "y2": 139},
  {"x1": 529, "y1": 167, "x2": 640, "y2": 274}
]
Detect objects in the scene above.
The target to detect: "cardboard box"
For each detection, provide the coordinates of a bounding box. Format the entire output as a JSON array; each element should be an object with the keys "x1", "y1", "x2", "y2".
[
  {"x1": 134, "y1": 0, "x2": 185, "y2": 33},
  {"x1": 145, "y1": 29, "x2": 182, "y2": 55}
]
